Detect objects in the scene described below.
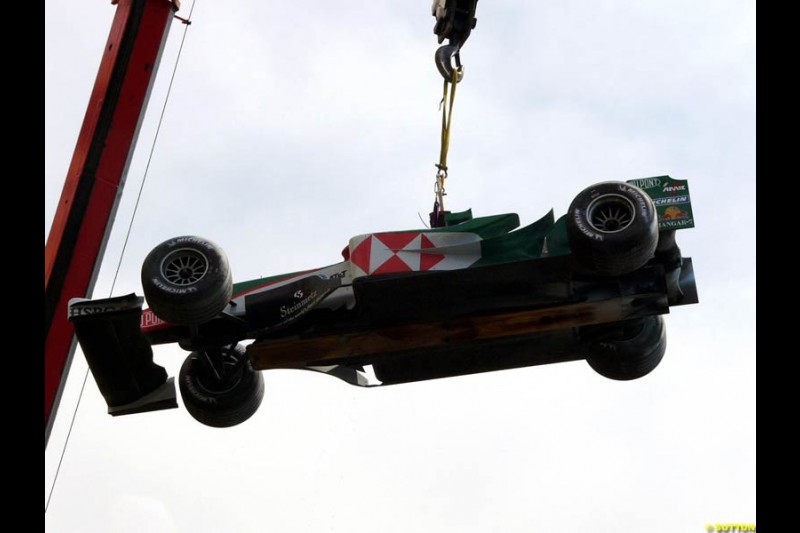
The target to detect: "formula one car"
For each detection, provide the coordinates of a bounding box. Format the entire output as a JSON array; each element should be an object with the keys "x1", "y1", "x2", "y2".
[{"x1": 69, "y1": 177, "x2": 698, "y2": 427}]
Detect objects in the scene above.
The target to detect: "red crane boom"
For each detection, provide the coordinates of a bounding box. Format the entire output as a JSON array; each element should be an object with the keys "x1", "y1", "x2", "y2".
[{"x1": 45, "y1": 0, "x2": 179, "y2": 445}]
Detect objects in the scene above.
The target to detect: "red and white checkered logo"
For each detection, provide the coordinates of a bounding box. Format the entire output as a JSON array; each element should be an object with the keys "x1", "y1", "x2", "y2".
[{"x1": 348, "y1": 231, "x2": 482, "y2": 277}]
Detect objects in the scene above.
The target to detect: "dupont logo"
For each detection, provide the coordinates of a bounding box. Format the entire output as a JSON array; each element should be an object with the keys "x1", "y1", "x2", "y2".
[
  {"x1": 628, "y1": 177, "x2": 662, "y2": 189},
  {"x1": 141, "y1": 309, "x2": 166, "y2": 328}
]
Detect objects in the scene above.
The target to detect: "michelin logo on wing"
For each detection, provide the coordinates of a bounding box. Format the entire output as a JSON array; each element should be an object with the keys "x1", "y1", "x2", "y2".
[{"x1": 653, "y1": 195, "x2": 689, "y2": 206}]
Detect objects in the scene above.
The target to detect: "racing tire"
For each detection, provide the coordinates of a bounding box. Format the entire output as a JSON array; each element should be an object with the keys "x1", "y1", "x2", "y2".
[
  {"x1": 566, "y1": 181, "x2": 658, "y2": 276},
  {"x1": 179, "y1": 344, "x2": 265, "y2": 428},
  {"x1": 586, "y1": 315, "x2": 666, "y2": 381},
  {"x1": 141, "y1": 236, "x2": 233, "y2": 325}
]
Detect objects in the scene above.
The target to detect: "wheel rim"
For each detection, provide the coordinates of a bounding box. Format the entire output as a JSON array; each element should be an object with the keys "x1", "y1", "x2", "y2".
[
  {"x1": 586, "y1": 194, "x2": 636, "y2": 233},
  {"x1": 161, "y1": 248, "x2": 209, "y2": 286},
  {"x1": 193, "y1": 349, "x2": 245, "y2": 395}
]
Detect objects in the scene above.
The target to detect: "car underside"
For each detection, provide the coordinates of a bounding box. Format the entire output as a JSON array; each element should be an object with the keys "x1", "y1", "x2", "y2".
[{"x1": 69, "y1": 177, "x2": 698, "y2": 427}]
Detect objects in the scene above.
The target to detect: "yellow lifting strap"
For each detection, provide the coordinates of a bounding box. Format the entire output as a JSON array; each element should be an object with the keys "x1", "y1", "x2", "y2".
[{"x1": 435, "y1": 65, "x2": 462, "y2": 216}]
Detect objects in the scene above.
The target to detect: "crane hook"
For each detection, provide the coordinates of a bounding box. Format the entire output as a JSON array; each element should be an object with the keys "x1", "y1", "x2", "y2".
[{"x1": 435, "y1": 44, "x2": 464, "y2": 83}]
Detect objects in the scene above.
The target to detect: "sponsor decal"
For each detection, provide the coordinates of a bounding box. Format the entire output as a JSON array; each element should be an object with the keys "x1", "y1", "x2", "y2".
[
  {"x1": 280, "y1": 289, "x2": 319, "y2": 319},
  {"x1": 69, "y1": 305, "x2": 119, "y2": 318},
  {"x1": 659, "y1": 218, "x2": 695, "y2": 229},
  {"x1": 327, "y1": 270, "x2": 347, "y2": 280},
  {"x1": 660, "y1": 206, "x2": 689, "y2": 220},
  {"x1": 653, "y1": 195, "x2": 689, "y2": 206},
  {"x1": 627, "y1": 177, "x2": 662, "y2": 189},
  {"x1": 245, "y1": 273, "x2": 342, "y2": 330},
  {"x1": 141, "y1": 309, "x2": 166, "y2": 329},
  {"x1": 627, "y1": 175, "x2": 695, "y2": 230}
]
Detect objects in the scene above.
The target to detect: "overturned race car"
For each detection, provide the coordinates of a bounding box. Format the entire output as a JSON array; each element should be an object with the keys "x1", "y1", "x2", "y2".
[{"x1": 69, "y1": 177, "x2": 698, "y2": 428}]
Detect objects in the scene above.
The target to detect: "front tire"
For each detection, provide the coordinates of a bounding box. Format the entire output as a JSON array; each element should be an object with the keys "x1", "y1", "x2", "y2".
[
  {"x1": 567, "y1": 181, "x2": 658, "y2": 276},
  {"x1": 179, "y1": 344, "x2": 265, "y2": 428},
  {"x1": 141, "y1": 235, "x2": 233, "y2": 325}
]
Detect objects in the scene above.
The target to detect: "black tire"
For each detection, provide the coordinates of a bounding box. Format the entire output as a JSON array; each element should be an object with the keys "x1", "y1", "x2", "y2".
[
  {"x1": 586, "y1": 315, "x2": 666, "y2": 381},
  {"x1": 179, "y1": 344, "x2": 265, "y2": 428},
  {"x1": 566, "y1": 181, "x2": 658, "y2": 276},
  {"x1": 141, "y1": 236, "x2": 233, "y2": 325}
]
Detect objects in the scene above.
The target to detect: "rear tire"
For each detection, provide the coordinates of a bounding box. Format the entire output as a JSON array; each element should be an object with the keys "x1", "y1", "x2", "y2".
[
  {"x1": 567, "y1": 181, "x2": 658, "y2": 276},
  {"x1": 179, "y1": 344, "x2": 264, "y2": 428},
  {"x1": 141, "y1": 236, "x2": 232, "y2": 325},
  {"x1": 586, "y1": 315, "x2": 666, "y2": 380}
]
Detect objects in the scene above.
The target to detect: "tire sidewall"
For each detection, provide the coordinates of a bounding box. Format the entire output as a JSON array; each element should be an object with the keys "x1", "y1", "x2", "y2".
[
  {"x1": 142, "y1": 236, "x2": 230, "y2": 305},
  {"x1": 141, "y1": 236, "x2": 233, "y2": 324},
  {"x1": 179, "y1": 345, "x2": 265, "y2": 427},
  {"x1": 567, "y1": 181, "x2": 658, "y2": 274},
  {"x1": 586, "y1": 315, "x2": 666, "y2": 381}
]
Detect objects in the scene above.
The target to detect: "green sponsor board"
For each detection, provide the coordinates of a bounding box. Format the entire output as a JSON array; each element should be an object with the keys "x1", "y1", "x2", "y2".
[{"x1": 626, "y1": 175, "x2": 695, "y2": 230}]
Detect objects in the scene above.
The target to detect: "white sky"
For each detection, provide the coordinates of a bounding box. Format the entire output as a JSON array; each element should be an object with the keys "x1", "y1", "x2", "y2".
[{"x1": 45, "y1": 1, "x2": 756, "y2": 531}]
